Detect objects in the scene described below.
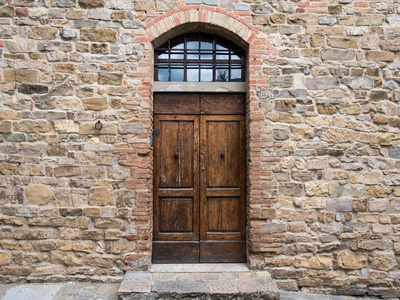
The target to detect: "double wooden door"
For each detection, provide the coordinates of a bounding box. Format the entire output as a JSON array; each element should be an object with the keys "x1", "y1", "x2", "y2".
[{"x1": 153, "y1": 93, "x2": 246, "y2": 263}]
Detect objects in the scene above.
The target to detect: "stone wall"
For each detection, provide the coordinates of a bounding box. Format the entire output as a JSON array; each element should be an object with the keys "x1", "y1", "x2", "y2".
[{"x1": 0, "y1": 0, "x2": 399, "y2": 297}]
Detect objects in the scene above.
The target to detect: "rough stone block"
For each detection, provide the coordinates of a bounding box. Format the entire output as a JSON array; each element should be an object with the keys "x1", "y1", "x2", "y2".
[
  {"x1": 26, "y1": 185, "x2": 51, "y2": 205},
  {"x1": 28, "y1": 27, "x2": 58, "y2": 39},
  {"x1": 54, "y1": 120, "x2": 79, "y2": 133},
  {"x1": 82, "y1": 97, "x2": 108, "y2": 110},
  {"x1": 80, "y1": 28, "x2": 117, "y2": 42}
]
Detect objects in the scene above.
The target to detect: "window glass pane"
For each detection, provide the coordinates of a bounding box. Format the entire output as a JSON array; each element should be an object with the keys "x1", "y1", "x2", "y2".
[
  {"x1": 216, "y1": 43, "x2": 228, "y2": 51},
  {"x1": 187, "y1": 39, "x2": 199, "y2": 50},
  {"x1": 158, "y1": 68, "x2": 169, "y2": 81},
  {"x1": 200, "y1": 68, "x2": 213, "y2": 82},
  {"x1": 231, "y1": 68, "x2": 242, "y2": 82},
  {"x1": 171, "y1": 67, "x2": 184, "y2": 81},
  {"x1": 158, "y1": 52, "x2": 168, "y2": 59},
  {"x1": 187, "y1": 67, "x2": 199, "y2": 82},
  {"x1": 216, "y1": 68, "x2": 229, "y2": 82},
  {"x1": 231, "y1": 53, "x2": 242, "y2": 61},
  {"x1": 155, "y1": 34, "x2": 245, "y2": 82},
  {"x1": 200, "y1": 39, "x2": 213, "y2": 50},
  {"x1": 171, "y1": 51, "x2": 183, "y2": 59},
  {"x1": 187, "y1": 51, "x2": 199, "y2": 60},
  {"x1": 216, "y1": 53, "x2": 229, "y2": 60},
  {"x1": 200, "y1": 51, "x2": 212, "y2": 60},
  {"x1": 171, "y1": 42, "x2": 184, "y2": 49}
]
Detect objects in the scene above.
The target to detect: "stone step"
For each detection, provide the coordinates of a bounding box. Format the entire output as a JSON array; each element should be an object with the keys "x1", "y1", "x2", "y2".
[{"x1": 118, "y1": 264, "x2": 279, "y2": 300}]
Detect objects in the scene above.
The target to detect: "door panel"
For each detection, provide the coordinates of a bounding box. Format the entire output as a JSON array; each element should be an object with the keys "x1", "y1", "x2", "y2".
[
  {"x1": 207, "y1": 197, "x2": 240, "y2": 232},
  {"x1": 159, "y1": 120, "x2": 194, "y2": 188},
  {"x1": 153, "y1": 94, "x2": 246, "y2": 263},
  {"x1": 160, "y1": 198, "x2": 193, "y2": 232},
  {"x1": 153, "y1": 115, "x2": 199, "y2": 243},
  {"x1": 200, "y1": 115, "x2": 246, "y2": 262}
]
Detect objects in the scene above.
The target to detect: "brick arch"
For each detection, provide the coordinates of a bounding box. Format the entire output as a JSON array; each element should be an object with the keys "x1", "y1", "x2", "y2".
[
  {"x1": 144, "y1": 6, "x2": 260, "y2": 46},
  {"x1": 135, "y1": 5, "x2": 278, "y2": 270}
]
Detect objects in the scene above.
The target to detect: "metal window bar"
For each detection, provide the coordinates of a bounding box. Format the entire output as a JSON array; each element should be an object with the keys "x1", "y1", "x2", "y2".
[{"x1": 155, "y1": 33, "x2": 245, "y2": 82}]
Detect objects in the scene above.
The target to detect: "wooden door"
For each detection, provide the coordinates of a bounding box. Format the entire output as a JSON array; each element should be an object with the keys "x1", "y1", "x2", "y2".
[
  {"x1": 153, "y1": 93, "x2": 246, "y2": 263},
  {"x1": 199, "y1": 115, "x2": 246, "y2": 262}
]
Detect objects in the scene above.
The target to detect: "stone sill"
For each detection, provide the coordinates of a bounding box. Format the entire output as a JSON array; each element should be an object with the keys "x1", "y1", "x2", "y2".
[{"x1": 153, "y1": 82, "x2": 247, "y2": 93}]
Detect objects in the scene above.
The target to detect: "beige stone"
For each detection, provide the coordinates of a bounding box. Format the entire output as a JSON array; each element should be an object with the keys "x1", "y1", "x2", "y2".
[
  {"x1": 85, "y1": 255, "x2": 114, "y2": 268},
  {"x1": 319, "y1": 127, "x2": 358, "y2": 143},
  {"x1": 52, "y1": 251, "x2": 84, "y2": 266},
  {"x1": 53, "y1": 63, "x2": 77, "y2": 73},
  {"x1": 110, "y1": 240, "x2": 136, "y2": 254},
  {"x1": 56, "y1": 98, "x2": 84, "y2": 111},
  {"x1": 339, "y1": 104, "x2": 361, "y2": 115},
  {"x1": 94, "y1": 218, "x2": 124, "y2": 229},
  {"x1": 79, "y1": 0, "x2": 104, "y2": 8},
  {"x1": 98, "y1": 72, "x2": 123, "y2": 85},
  {"x1": 60, "y1": 228, "x2": 80, "y2": 240},
  {"x1": 26, "y1": 185, "x2": 51, "y2": 205},
  {"x1": 294, "y1": 255, "x2": 333, "y2": 270},
  {"x1": 14, "y1": 120, "x2": 53, "y2": 133},
  {"x1": 82, "y1": 97, "x2": 108, "y2": 111},
  {"x1": 135, "y1": 0, "x2": 155, "y2": 10},
  {"x1": 34, "y1": 264, "x2": 63, "y2": 276},
  {"x1": 349, "y1": 171, "x2": 382, "y2": 185},
  {"x1": 327, "y1": 37, "x2": 358, "y2": 49},
  {"x1": 3, "y1": 69, "x2": 39, "y2": 83},
  {"x1": 366, "y1": 186, "x2": 392, "y2": 198},
  {"x1": 28, "y1": 27, "x2": 58, "y2": 39},
  {"x1": 0, "y1": 241, "x2": 31, "y2": 250},
  {"x1": 32, "y1": 241, "x2": 57, "y2": 251},
  {"x1": 0, "y1": 163, "x2": 17, "y2": 175},
  {"x1": 0, "y1": 110, "x2": 22, "y2": 120},
  {"x1": 89, "y1": 187, "x2": 114, "y2": 206},
  {"x1": 79, "y1": 123, "x2": 117, "y2": 135},
  {"x1": 81, "y1": 28, "x2": 117, "y2": 42},
  {"x1": 0, "y1": 252, "x2": 11, "y2": 265},
  {"x1": 269, "y1": 112, "x2": 301, "y2": 124},
  {"x1": 337, "y1": 251, "x2": 367, "y2": 269},
  {"x1": 377, "y1": 133, "x2": 400, "y2": 146},
  {"x1": 54, "y1": 120, "x2": 79, "y2": 133},
  {"x1": 65, "y1": 218, "x2": 89, "y2": 229},
  {"x1": 290, "y1": 125, "x2": 313, "y2": 140},
  {"x1": 368, "y1": 51, "x2": 394, "y2": 62},
  {"x1": 373, "y1": 252, "x2": 398, "y2": 271},
  {"x1": 0, "y1": 266, "x2": 32, "y2": 276},
  {"x1": 305, "y1": 182, "x2": 329, "y2": 197}
]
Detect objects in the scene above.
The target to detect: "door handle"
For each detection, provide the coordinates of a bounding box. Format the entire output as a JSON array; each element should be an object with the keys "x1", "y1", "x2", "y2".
[
  {"x1": 220, "y1": 152, "x2": 225, "y2": 157},
  {"x1": 174, "y1": 152, "x2": 179, "y2": 158}
]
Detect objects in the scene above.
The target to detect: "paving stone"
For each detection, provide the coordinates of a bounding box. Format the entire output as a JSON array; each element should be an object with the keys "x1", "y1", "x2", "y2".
[
  {"x1": 152, "y1": 281, "x2": 208, "y2": 294},
  {"x1": 124, "y1": 271, "x2": 151, "y2": 280},
  {"x1": 2, "y1": 284, "x2": 63, "y2": 300},
  {"x1": 207, "y1": 280, "x2": 238, "y2": 294},
  {"x1": 119, "y1": 279, "x2": 151, "y2": 294}
]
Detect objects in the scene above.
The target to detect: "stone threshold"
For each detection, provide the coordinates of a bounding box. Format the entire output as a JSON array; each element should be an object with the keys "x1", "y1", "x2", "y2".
[{"x1": 118, "y1": 263, "x2": 279, "y2": 300}]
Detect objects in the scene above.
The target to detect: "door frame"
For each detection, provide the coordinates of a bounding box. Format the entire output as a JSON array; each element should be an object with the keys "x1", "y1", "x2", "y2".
[{"x1": 152, "y1": 92, "x2": 248, "y2": 264}]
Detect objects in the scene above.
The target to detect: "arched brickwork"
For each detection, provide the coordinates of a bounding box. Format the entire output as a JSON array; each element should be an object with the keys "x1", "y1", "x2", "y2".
[{"x1": 123, "y1": 5, "x2": 279, "y2": 270}]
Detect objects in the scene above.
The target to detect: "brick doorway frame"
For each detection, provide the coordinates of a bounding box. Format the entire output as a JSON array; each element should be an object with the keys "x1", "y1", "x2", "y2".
[{"x1": 124, "y1": 5, "x2": 277, "y2": 270}]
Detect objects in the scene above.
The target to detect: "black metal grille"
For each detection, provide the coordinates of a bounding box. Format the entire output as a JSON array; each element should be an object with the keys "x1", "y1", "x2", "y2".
[{"x1": 154, "y1": 33, "x2": 246, "y2": 82}]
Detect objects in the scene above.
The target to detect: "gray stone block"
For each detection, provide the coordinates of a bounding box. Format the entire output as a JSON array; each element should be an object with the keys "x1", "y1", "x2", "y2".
[
  {"x1": 234, "y1": 3, "x2": 249, "y2": 11},
  {"x1": 152, "y1": 281, "x2": 208, "y2": 294},
  {"x1": 203, "y1": 0, "x2": 218, "y2": 5}
]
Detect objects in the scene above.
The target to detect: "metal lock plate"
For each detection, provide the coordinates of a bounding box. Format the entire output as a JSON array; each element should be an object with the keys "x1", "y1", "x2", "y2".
[{"x1": 154, "y1": 128, "x2": 160, "y2": 136}]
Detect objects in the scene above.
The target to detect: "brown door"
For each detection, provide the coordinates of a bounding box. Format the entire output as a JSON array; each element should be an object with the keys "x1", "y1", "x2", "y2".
[{"x1": 153, "y1": 93, "x2": 246, "y2": 263}]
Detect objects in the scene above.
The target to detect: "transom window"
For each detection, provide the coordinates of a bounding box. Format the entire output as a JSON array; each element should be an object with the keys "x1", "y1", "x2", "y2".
[{"x1": 154, "y1": 33, "x2": 246, "y2": 82}]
